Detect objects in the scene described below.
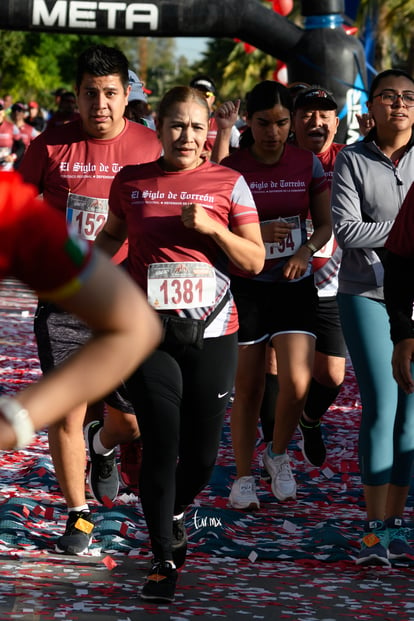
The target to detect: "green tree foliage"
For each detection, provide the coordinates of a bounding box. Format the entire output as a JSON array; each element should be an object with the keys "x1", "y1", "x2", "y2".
[
  {"x1": 143, "y1": 38, "x2": 177, "y2": 96},
  {"x1": 189, "y1": 38, "x2": 238, "y2": 97},
  {"x1": 221, "y1": 44, "x2": 279, "y2": 101},
  {"x1": 173, "y1": 37, "x2": 278, "y2": 104},
  {"x1": 174, "y1": 0, "x2": 302, "y2": 103},
  {"x1": 0, "y1": 31, "x2": 120, "y2": 106},
  {"x1": 356, "y1": 0, "x2": 414, "y2": 74},
  {"x1": 118, "y1": 36, "x2": 177, "y2": 94}
]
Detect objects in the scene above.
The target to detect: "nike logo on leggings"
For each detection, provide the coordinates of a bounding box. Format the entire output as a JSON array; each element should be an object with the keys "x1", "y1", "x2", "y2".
[{"x1": 218, "y1": 391, "x2": 229, "y2": 399}]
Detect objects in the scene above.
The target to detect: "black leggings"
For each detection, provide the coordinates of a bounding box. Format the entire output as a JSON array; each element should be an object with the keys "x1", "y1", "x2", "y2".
[{"x1": 125, "y1": 333, "x2": 238, "y2": 561}]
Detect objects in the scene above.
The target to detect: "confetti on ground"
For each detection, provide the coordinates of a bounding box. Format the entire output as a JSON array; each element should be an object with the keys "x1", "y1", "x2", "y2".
[{"x1": 0, "y1": 278, "x2": 414, "y2": 620}]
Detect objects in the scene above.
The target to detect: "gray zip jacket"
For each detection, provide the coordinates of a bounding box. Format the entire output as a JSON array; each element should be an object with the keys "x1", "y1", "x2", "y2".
[{"x1": 331, "y1": 130, "x2": 414, "y2": 300}]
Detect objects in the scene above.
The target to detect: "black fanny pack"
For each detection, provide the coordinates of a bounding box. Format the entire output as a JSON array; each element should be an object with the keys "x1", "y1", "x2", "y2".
[
  {"x1": 160, "y1": 315, "x2": 205, "y2": 349},
  {"x1": 159, "y1": 291, "x2": 230, "y2": 350}
]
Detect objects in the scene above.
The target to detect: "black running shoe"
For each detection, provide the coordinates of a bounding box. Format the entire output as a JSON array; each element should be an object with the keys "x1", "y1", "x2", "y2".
[
  {"x1": 386, "y1": 517, "x2": 414, "y2": 561},
  {"x1": 172, "y1": 515, "x2": 188, "y2": 568},
  {"x1": 55, "y1": 510, "x2": 94, "y2": 555},
  {"x1": 141, "y1": 560, "x2": 178, "y2": 602},
  {"x1": 298, "y1": 417, "x2": 326, "y2": 467},
  {"x1": 84, "y1": 420, "x2": 119, "y2": 504}
]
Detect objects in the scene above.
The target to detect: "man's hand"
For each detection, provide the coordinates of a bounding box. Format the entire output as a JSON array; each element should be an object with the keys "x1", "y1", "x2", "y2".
[{"x1": 214, "y1": 100, "x2": 241, "y2": 131}]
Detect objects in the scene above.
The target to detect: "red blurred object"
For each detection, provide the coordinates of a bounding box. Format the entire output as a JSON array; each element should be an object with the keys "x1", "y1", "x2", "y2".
[
  {"x1": 234, "y1": 37, "x2": 256, "y2": 53},
  {"x1": 269, "y1": 0, "x2": 293, "y2": 16},
  {"x1": 343, "y1": 25, "x2": 358, "y2": 35},
  {"x1": 244, "y1": 43, "x2": 257, "y2": 53},
  {"x1": 273, "y1": 59, "x2": 288, "y2": 84}
]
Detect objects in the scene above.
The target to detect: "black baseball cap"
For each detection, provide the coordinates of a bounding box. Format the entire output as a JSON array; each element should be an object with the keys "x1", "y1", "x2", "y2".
[
  {"x1": 11, "y1": 102, "x2": 27, "y2": 113},
  {"x1": 294, "y1": 86, "x2": 337, "y2": 111},
  {"x1": 190, "y1": 75, "x2": 216, "y2": 95}
]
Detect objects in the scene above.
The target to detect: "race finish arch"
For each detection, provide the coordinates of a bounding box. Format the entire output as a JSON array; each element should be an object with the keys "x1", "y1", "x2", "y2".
[{"x1": 0, "y1": 0, "x2": 368, "y2": 143}]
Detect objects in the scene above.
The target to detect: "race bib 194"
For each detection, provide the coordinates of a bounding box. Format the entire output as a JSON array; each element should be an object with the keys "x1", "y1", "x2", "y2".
[
  {"x1": 264, "y1": 215, "x2": 301, "y2": 259},
  {"x1": 147, "y1": 262, "x2": 216, "y2": 310}
]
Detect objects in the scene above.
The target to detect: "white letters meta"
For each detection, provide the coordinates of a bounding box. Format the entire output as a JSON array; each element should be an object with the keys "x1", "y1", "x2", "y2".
[{"x1": 32, "y1": 0, "x2": 159, "y2": 30}]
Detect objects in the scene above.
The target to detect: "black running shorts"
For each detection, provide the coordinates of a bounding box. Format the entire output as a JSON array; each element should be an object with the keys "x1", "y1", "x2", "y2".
[
  {"x1": 315, "y1": 295, "x2": 347, "y2": 357},
  {"x1": 231, "y1": 274, "x2": 318, "y2": 345}
]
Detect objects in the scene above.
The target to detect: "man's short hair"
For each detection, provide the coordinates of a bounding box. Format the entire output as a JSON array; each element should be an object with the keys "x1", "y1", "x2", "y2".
[{"x1": 76, "y1": 45, "x2": 129, "y2": 91}]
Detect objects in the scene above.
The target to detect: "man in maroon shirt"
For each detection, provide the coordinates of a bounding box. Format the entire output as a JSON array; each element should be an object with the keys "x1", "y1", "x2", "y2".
[{"x1": 20, "y1": 44, "x2": 161, "y2": 555}]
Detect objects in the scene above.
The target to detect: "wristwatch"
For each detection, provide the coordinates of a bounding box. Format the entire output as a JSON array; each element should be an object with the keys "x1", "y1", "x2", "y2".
[{"x1": 305, "y1": 241, "x2": 318, "y2": 256}]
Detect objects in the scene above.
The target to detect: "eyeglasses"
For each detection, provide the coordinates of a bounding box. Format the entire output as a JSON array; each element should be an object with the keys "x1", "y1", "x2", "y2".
[{"x1": 374, "y1": 90, "x2": 414, "y2": 107}]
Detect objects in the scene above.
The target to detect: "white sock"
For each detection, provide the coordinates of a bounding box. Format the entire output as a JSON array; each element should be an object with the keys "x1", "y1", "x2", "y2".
[
  {"x1": 92, "y1": 430, "x2": 113, "y2": 456},
  {"x1": 268, "y1": 444, "x2": 285, "y2": 458},
  {"x1": 68, "y1": 504, "x2": 89, "y2": 514}
]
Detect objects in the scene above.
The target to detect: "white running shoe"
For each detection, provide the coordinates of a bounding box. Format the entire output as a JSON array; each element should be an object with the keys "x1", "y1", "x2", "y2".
[
  {"x1": 229, "y1": 475, "x2": 260, "y2": 510},
  {"x1": 262, "y1": 444, "x2": 297, "y2": 501}
]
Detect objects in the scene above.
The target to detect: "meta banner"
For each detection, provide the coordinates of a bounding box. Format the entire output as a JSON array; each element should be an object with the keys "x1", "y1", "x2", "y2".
[
  {"x1": 33, "y1": 1, "x2": 159, "y2": 31},
  {"x1": 0, "y1": 0, "x2": 303, "y2": 59}
]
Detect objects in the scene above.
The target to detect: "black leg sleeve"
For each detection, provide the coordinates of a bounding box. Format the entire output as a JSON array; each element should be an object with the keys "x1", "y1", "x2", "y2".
[{"x1": 304, "y1": 378, "x2": 342, "y2": 422}]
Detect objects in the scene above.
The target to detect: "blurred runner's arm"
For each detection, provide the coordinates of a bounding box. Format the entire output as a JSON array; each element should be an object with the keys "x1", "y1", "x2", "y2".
[{"x1": 0, "y1": 250, "x2": 162, "y2": 450}]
